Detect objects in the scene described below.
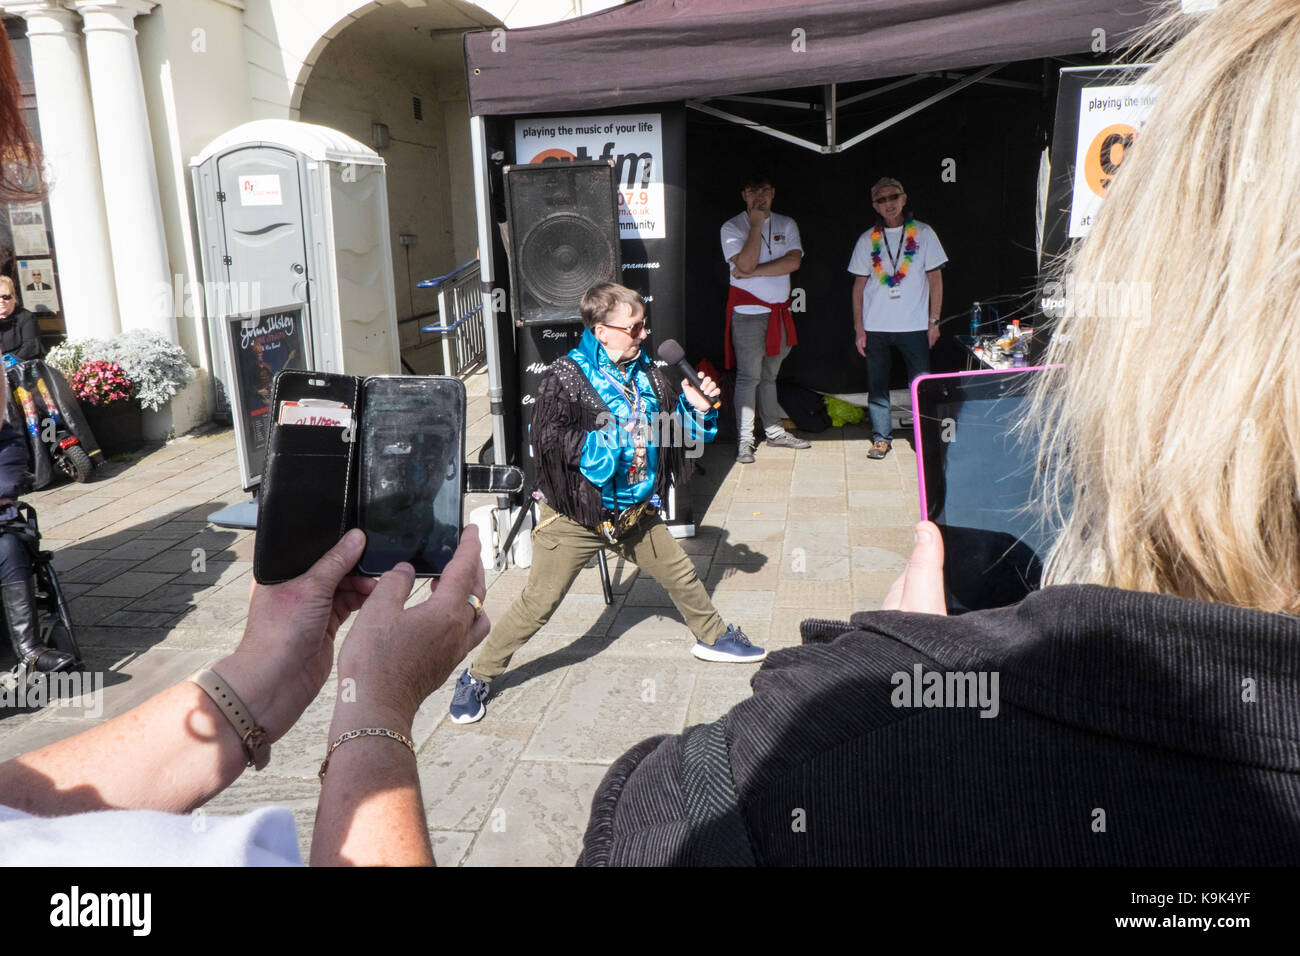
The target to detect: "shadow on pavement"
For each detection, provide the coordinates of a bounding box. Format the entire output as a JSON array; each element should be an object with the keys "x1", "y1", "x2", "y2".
[{"x1": 0, "y1": 501, "x2": 247, "y2": 721}]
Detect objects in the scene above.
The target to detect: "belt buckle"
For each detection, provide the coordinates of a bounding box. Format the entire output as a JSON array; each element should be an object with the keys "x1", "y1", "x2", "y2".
[{"x1": 619, "y1": 502, "x2": 650, "y2": 537}]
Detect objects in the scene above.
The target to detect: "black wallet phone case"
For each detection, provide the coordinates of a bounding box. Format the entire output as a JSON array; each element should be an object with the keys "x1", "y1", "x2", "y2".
[{"x1": 253, "y1": 370, "x2": 521, "y2": 584}]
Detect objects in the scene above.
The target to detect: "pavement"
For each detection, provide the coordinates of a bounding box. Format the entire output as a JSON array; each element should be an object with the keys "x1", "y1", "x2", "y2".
[{"x1": 0, "y1": 368, "x2": 920, "y2": 865}]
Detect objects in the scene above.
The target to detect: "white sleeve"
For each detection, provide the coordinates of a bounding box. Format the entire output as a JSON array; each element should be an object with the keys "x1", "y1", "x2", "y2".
[
  {"x1": 0, "y1": 803, "x2": 303, "y2": 866},
  {"x1": 923, "y1": 225, "x2": 948, "y2": 270},
  {"x1": 720, "y1": 219, "x2": 745, "y2": 263},
  {"x1": 847, "y1": 233, "x2": 872, "y2": 275},
  {"x1": 785, "y1": 217, "x2": 803, "y2": 255}
]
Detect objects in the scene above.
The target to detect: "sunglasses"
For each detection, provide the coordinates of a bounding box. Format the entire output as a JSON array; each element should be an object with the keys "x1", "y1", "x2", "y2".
[
  {"x1": 604, "y1": 320, "x2": 648, "y2": 337},
  {"x1": 873, "y1": 193, "x2": 903, "y2": 204},
  {"x1": 0, "y1": 295, "x2": 12, "y2": 301}
]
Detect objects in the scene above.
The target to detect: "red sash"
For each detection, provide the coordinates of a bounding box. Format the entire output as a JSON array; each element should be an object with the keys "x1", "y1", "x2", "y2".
[{"x1": 724, "y1": 286, "x2": 796, "y2": 369}]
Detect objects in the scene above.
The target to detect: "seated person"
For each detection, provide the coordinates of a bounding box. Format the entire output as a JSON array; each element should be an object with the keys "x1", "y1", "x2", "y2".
[
  {"x1": 0, "y1": 276, "x2": 44, "y2": 361},
  {"x1": 0, "y1": 374, "x2": 73, "y2": 677}
]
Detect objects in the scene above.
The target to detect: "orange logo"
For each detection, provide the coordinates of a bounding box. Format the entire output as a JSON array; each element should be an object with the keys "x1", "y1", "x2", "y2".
[
  {"x1": 529, "y1": 148, "x2": 577, "y2": 163},
  {"x1": 1084, "y1": 124, "x2": 1138, "y2": 198}
]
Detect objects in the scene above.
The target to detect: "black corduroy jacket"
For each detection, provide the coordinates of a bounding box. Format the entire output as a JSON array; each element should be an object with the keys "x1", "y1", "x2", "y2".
[{"x1": 578, "y1": 585, "x2": 1300, "y2": 866}]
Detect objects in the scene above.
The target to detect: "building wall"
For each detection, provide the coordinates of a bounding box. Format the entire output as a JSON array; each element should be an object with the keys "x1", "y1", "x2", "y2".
[
  {"x1": 3, "y1": 0, "x2": 624, "y2": 433},
  {"x1": 137, "y1": 0, "x2": 252, "y2": 375},
  {"x1": 298, "y1": 32, "x2": 458, "y2": 370}
]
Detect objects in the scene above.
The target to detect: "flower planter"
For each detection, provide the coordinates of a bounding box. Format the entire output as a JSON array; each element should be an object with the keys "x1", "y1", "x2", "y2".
[{"x1": 82, "y1": 401, "x2": 144, "y2": 454}]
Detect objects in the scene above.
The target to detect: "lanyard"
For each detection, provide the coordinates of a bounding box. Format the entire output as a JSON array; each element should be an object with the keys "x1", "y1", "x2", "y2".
[
  {"x1": 598, "y1": 361, "x2": 643, "y2": 426},
  {"x1": 881, "y1": 226, "x2": 903, "y2": 274},
  {"x1": 760, "y1": 218, "x2": 772, "y2": 257}
]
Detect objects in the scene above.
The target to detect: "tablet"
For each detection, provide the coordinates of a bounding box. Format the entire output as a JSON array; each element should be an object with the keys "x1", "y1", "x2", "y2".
[{"x1": 910, "y1": 366, "x2": 1065, "y2": 613}]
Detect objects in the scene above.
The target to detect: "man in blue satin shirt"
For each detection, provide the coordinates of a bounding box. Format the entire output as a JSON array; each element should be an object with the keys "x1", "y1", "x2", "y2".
[{"x1": 449, "y1": 283, "x2": 766, "y2": 724}]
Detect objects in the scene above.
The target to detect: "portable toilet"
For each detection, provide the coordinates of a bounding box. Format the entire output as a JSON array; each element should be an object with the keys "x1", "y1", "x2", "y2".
[{"x1": 190, "y1": 120, "x2": 400, "y2": 488}]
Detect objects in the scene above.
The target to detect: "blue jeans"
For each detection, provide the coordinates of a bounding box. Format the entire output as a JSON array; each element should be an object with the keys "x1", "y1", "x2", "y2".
[{"x1": 865, "y1": 330, "x2": 930, "y2": 443}]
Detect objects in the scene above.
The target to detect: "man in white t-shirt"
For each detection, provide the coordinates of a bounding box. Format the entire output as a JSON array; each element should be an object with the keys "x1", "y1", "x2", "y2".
[
  {"x1": 720, "y1": 170, "x2": 810, "y2": 463},
  {"x1": 848, "y1": 177, "x2": 948, "y2": 459}
]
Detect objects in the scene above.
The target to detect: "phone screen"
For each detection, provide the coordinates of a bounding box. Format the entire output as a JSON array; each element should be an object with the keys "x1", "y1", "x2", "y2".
[
  {"x1": 357, "y1": 376, "x2": 465, "y2": 577},
  {"x1": 912, "y1": 368, "x2": 1066, "y2": 613}
]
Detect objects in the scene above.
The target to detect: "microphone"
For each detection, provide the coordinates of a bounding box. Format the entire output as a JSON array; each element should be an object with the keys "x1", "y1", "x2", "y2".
[{"x1": 657, "y1": 338, "x2": 721, "y2": 410}]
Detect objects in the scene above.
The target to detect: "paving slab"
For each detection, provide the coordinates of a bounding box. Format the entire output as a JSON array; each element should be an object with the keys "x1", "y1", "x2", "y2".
[
  {"x1": 417, "y1": 723, "x2": 529, "y2": 831},
  {"x1": 522, "y1": 659, "x2": 695, "y2": 763},
  {"x1": 461, "y1": 760, "x2": 609, "y2": 867}
]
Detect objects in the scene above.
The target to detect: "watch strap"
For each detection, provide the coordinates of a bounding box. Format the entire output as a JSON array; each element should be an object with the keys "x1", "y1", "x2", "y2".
[{"x1": 191, "y1": 668, "x2": 271, "y2": 771}]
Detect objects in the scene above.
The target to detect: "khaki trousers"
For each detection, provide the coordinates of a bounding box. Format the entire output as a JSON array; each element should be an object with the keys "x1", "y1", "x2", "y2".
[{"x1": 469, "y1": 503, "x2": 727, "y2": 682}]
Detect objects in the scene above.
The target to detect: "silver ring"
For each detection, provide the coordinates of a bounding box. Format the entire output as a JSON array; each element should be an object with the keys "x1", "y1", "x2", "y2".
[{"x1": 466, "y1": 594, "x2": 484, "y2": 622}]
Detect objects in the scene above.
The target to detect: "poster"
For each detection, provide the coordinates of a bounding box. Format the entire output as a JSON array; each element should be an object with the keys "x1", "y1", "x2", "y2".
[
  {"x1": 228, "y1": 308, "x2": 306, "y2": 484},
  {"x1": 1067, "y1": 82, "x2": 1158, "y2": 237},
  {"x1": 16, "y1": 257, "x2": 58, "y2": 313},
  {"x1": 8, "y1": 203, "x2": 48, "y2": 256},
  {"x1": 514, "y1": 112, "x2": 665, "y2": 239}
]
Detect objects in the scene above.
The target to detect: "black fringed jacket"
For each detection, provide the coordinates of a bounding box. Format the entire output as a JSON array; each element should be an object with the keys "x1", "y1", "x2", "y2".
[{"x1": 532, "y1": 355, "x2": 694, "y2": 531}]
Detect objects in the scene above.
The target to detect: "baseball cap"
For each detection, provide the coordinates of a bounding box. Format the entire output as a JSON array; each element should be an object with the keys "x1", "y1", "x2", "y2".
[{"x1": 871, "y1": 177, "x2": 905, "y2": 199}]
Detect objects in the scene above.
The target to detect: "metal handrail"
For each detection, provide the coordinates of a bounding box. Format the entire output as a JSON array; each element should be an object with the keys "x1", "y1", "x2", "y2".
[
  {"x1": 416, "y1": 259, "x2": 480, "y2": 290},
  {"x1": 420, "y1": 302, "x2": 483, "y2": 335},
  {"x1": 412, "y1": 259, "x2": 485, "y2": 376}
]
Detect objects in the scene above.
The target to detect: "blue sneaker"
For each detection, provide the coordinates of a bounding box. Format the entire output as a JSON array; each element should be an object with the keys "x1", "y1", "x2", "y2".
[
  {"x1": 449, "y1": 669, "x2": 490, "y2": 724},
  {"x1": 692, "y1": 624, "x2": 767, "y2": 663}
]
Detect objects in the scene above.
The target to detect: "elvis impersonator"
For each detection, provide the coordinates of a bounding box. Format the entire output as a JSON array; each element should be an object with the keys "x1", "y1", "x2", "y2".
[{"x1": 449, "y1": 282, "x2": 765, "y2": 724}]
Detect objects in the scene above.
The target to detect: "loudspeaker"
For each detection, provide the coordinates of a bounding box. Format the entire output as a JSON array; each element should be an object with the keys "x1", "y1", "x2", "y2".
[{"x1": 502, "y1": 160, "x2": 620, "y2": 326}]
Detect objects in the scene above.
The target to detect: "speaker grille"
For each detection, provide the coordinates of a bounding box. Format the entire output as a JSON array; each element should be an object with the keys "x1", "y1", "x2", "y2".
[
  {"x1": 503, "y1": 160, "x2": 620, "y2": 326},
  {"x1": 519, "y1": 213, "x2": 618, "y2": 306}
]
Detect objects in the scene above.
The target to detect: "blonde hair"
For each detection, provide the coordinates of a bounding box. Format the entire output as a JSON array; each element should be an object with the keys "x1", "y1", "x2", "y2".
[
  {"x1": 580, "y1": 282, "x2": 643, "y2": 329},
  {"x1": 0, "y1": 275, "x2": 13, "y2": 296},
  {"x1": 1031, "y1": 0, "x2": 1300, "y2": 613}
]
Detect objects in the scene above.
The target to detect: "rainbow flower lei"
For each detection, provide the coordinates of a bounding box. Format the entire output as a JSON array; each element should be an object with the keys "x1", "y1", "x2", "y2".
[{"x1": 870, "y1": 219, "x2": 918, "y2": 287}]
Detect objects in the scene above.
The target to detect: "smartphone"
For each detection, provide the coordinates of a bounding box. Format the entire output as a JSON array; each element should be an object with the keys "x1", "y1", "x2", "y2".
[
  {"x1": 357, "y1": 375, "x2": 466, "y2": 576},
  {"x1": 911, "y1": 367, "x2": 1066, "y2": 613}
]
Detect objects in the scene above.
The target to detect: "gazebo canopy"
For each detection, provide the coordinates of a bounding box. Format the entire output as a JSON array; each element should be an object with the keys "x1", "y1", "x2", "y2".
[{"x1": 463, "y1": 0, "x2": 1154, "y2": 117}]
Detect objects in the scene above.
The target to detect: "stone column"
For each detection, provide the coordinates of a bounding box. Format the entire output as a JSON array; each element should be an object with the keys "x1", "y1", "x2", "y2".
[
  {"x1": 72, "y1": 0, "x2": 177, "y2": 342},
  {"x1": 3, "y1": 0, "x2": 120, "y2": 337}
]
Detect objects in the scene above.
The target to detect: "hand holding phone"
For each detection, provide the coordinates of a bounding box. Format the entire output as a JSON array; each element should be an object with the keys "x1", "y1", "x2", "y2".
[
  {"x1": 335, "y1": 525, "x2": 490, "y2": 726},
  {"x1": 881, "y1": 521, "x2": 948, "y2": 616},
  {"x1": 912, "y1": 367, "x2": 1062, "y2": 613}
]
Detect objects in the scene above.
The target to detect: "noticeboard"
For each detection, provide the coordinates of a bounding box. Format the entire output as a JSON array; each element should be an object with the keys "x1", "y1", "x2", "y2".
[{"x1": 225, "y1": 308, "x2": 307, "y2": 489}]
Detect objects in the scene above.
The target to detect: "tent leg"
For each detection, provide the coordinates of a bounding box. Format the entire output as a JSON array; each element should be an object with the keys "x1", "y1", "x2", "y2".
[
  {"x1": 470, "y1": 114, "x2": 514, "y2": 569},
  {"x1": 824, "y1": 83, "x2": 837, "y2": 147},
  {"x1": 596, "y1": 550, "x2": 613, "y2": 606}
]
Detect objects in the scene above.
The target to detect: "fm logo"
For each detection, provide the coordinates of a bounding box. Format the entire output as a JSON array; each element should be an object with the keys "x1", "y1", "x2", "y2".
[{"x1": 530, "y1": 142, "x2": 653, "y2": 189}]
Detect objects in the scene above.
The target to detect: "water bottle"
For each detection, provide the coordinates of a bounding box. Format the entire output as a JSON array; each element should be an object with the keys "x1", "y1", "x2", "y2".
[
  {"x1": 1012, "y1": 337, "x2": 1028, "y2": 367},
  {"x1": 969, "y1": 301, "x2": 982, "y2": 339}
]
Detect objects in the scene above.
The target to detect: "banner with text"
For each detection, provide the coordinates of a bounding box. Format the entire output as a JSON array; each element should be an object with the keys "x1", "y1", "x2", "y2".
[
  {"x1": 1068, "y1": 82, "x2": 1158, "y2": 237},
  {"x1": 515, "y1": 113, "x2": 666, "y2": 239}
]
